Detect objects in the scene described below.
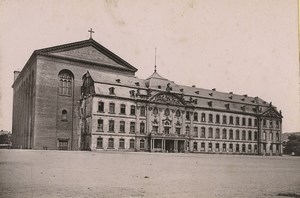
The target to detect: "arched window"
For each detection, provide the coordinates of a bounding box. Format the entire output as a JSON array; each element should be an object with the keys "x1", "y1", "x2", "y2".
[
  {"x1": 216, "y1": 114, "x2": 220, "y2": 123},
  {"x1": 229, "y1": 129, "x2": 233, "y2": 139},
  {"x1": 119, "y1": 139, "x2": 125, "y2": 149},
  {"x1": 140, "y1": 139, "x2": 145, "y2": 149},
  {"x1": 97, "y1": 137, "x2": 103, "y2": 148},
  {"x1": 153, "y1": 107, "x2": 158, "y2": 115},
  {"x1": 108, "y1": 138, "x2": 114, "y2": 148},
  {"x1": 215, "y1": 128, "x2": 220, "y2": 139},
  {"x1": 164, "y1": 108, "x2": 170, "y2": 116},
  {"x1": 140, "y1": 106, "x2": 146, "y2": 116},
  {"x1": 129, "y1": 139, "x2": 135, "y2": 149},
  {"x1": 222, "y1": 129, "x2": 227, "y2": 139},
  {"x1": 175, "y1": 109, "x2": 181, "y2": 117},
  {"x1": 61, "y1": 110, "x2": 67, "y2": 121},
  {"x1": 276, "y1": 132, "x2": 279, "y2": 141},
  {"x1": 222, "y1": 115, "x2": 227, "y2": 124},
  {"x1": 208, "y1": 127, "x2": 213, "y2": 138},
  {"x1": 58, "y1": 70, "x2": 73, "y2": 96},
  {"x1": 193, "y1": 127, "x2": 198, "y2": 137},
  {"x1": 201, "y1": 113, "x2": 206, "y2": 122},
  {"x1": 201, "y1": 127, "x2": 206, "y2": 138},
  {"x1": 194, "y1": 112, "x2": 198, "y2": 121},
  {"x1": 236, "y1": 130, "x2": 240, "y2": 140}
]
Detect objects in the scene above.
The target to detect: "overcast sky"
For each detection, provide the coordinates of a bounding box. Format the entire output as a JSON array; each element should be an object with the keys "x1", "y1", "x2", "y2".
[{"x1": 0, "y1": 0, "x2": 299, "y2": 133}]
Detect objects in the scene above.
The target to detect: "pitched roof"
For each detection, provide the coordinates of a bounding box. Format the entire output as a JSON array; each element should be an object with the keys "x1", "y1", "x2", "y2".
[{"x1": 35, "y1": 38, "x2": 137, "y2": 72}]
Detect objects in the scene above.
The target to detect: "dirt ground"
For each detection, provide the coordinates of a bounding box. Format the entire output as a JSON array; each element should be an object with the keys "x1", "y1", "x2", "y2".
[{"x1": 0, "y1": 150, "x2": 299, "y2": 198}]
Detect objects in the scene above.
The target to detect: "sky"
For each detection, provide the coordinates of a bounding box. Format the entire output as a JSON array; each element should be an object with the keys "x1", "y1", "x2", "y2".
[{"x1": 0, "y1": 0, "x2": 299, "y2": 133}]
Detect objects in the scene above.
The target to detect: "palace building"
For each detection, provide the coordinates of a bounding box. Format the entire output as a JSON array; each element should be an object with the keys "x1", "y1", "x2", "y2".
[{"x1": 12, "y1": 37, "x2": 283, "y2": 155}]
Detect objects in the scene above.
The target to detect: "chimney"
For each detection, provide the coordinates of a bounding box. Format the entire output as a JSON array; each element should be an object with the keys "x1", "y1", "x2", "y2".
[
  {"x1": 192, "y1": 85, "x2": 196, "y2": 88},
  {"x1": 14, "y1": 71, "x2": 21, "y2": 81},
  {"x1": 212, "y1": 88, "x2": 216, "y2": 91}
]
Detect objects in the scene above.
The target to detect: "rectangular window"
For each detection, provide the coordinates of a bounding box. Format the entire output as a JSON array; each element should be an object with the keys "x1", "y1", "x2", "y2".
[
  {"x1": 269, "y1": 121, "x2": 273, "y2": 128},
  {"x1": 242, "y1": 118, "x2": 246, "y2": 126},
  {"x1": 215, "y1": 129, "x2": 220, "y2": 139},
  {"x1": 193, "y1": 127, "x2": 198, "y2": 137},
  {"x1": 229, "y1": 116, "x2": 233, "y2": 125},
  {"x1": 248, "y1": 131, "x2": 252, "y2": 140},
  {"x1": 254, "y1": 119, "x2": 258, "y2": 127},
  {"x1": 216, "y1": 115, "x2": 220, "y2": 124},
  {"x1": 236, "y1": 117, "x2": 240, "y2": 125},
  {"x1": 254, "y1": 131, "x2": 258, "y2": 140},
  {"x1": 140, "y1": 140, "x2": 145, "y2": 149},
  {"x1": 98, "y1": 102, "x2": 104, "y2": 112},
  {"x1": 229, "y1": 130, "x2": 233, "y2": 140},
  {"x1": 58, "y1": 140, "x2": 68, "y2": 150},
  {"x1": 201, "y1": 142, "x2": 205, "y2": 151},
  {"x1": 186, "y1": 112, "x2": 190, "y2": 120},
  {"x1": 176, "y1": 127, "x2": 181, "y2": 135},
  {"x1": 193, "y1": 142, "x2": 198, "y2": 151},
  {"x1": 222, "y1": 129, "x2": 227, "y2": 139},
  {"x1": 130, "y1": 105, "x2": 136, "y2": 115},
  {"x1": 194, "y1": 112, "x2": 198, "y2": 121},
  {"x1": 120, "y1": 104, "x2": 126, "y2": 114},
  {"x1": 119, "y1": 139, "x2": 125, "y2": 149},
  {"x1": 109, "y1": 103, "x2": 115, "y2": 114},
  {"x1": 153, "y1": 126, "x2": 158, "y2": 133},
  {"x1": 108, "y1": 138, "x2": 114, "y2": 148},
  {"x1": 208, "y1": 143, "x2": 212, "y2": 151},
  {"x1": 97, "y1": 119, "x2": 103, "y2": 131},
  {"x1": 140, "y1": 122, "x2": 145, "y2": 134},
  {"x1": 248, "y1": 118, "x2": 252, "y2": 126},
  {"x1": 236, "y1": 130, "x2": 240, "y2": 140},
  {"x1": 216, "y1": 143, "x2": 220, "y2": 151},
  {"x1": 140, "y1": 106, "x2": 146, "y2": 116},
  {"x1": 242, "y1": 131, "x2": 246, "y2": 140},
  {"x1": 201, "y1": 127, "x2": 206, "y2": 138},
  {"x1": 208, "y1": 128, "x2": 213, "y2": 138},
  {"x1": 129, "y1": 139, "x2": 135, "y2": 149},
  {"x1": 97, "y1": 138, "x2": 103, "y2": 148},
  {"x1": 222, "y1": 116, "x2": 227, "y2": 124},
  {"x1": 119, "y1": 121, "x2": 125, "y2": 133},
  {"x1": 109, "y1": 120, "x2": 114, "y2": 132},
  {"x1": 201, "y1": 113, "x2": 206, "y2": 122},
  {"x1": 130, "y1": 122, "x2": 135, "y2": 133},
  {"x1": 209, "y1": 114, "x2": 213, "y2": 123}
]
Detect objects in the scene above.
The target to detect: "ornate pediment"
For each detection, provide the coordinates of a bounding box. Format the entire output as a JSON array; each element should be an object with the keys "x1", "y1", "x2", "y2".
[
  {"x1": 149, "y1": 93, "x2": 186, "y2": 106},
  {"x1": 262, "y1": 107, "x2": 282, "y2": 118}
]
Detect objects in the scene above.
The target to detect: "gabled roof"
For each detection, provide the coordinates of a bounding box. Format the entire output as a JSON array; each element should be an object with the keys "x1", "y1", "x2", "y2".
[
  {"x1": 261, "y1": 106, "x2": 283, "y2": 118},
  {"x1": 34, "y1": 38, "x2": 137, "y2": 72}
]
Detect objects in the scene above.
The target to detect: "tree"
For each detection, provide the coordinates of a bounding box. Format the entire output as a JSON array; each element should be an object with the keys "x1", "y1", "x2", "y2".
[{"x1": 283, "y1": 135, "x2": 300, "y2": 156}]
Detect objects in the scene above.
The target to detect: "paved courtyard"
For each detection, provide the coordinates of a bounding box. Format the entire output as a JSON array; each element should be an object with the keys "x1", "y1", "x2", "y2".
[{"x1": 0, "y1": 150, "x2": 299, "y2": 198}]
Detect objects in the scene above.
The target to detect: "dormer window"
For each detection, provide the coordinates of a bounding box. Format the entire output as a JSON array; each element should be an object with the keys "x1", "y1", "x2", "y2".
[
  {"x1": 135, "y1": 82, "x2": 140, "y2": 86},
  {"x1": 129, "y1": 90, "x2": 135, "y2": 97},
  {"x1": 225, "y1": 103, "x2": 230, "y2": 110},
  {"x1": 116, "y1": 79, "x2": 121, "y2": 83},
  {"x1": 208, "y1": 101, "x2": 212, "y2": 107},
  {"x1": 158, "y1": 85, "x2": 161, "y2": 89},
  {"x1": 109, "y1": 87, "x2": 115, "y2": 95}
]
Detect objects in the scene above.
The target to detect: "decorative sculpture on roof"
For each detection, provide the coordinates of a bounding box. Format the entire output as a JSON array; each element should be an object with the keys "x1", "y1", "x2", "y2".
[
  {"x1": 166, "y1": 83, "x2": 172, "y2": 92},
  {"x1": 150, "y1": 93, "x2": 184, "y2": 105}
]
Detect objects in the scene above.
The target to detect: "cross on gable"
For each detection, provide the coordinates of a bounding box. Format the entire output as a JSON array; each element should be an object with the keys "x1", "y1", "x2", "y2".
[{"x1": 88, "y1": 28, "x2": 95, "y2": 39}]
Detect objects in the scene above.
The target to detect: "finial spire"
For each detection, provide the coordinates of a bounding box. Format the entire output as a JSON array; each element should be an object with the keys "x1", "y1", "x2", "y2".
[
  {"x1": 154, "y1": 48, "x2": 157, "y2": 72},
  {"x1": 88, "y1": 28, "x2": 95, "y2": 39}
]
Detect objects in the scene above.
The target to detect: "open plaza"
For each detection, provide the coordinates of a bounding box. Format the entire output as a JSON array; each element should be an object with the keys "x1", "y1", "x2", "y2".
[{"x1": 0, "y1": 150, "x2": 299, "y2": 198}]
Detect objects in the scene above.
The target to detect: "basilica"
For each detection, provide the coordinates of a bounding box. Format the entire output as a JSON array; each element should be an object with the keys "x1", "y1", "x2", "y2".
[{"x1": 12, "y1": 37, "x2": 283, "y2": 155}]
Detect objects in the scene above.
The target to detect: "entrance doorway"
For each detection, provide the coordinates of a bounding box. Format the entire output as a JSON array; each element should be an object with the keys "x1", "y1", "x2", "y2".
[
  {"x1": 165, "y1": 140, "x2": 174, "y2": 153},
  {"x1": 178, "y1": 140, "x2": 185, "y2": 153}
]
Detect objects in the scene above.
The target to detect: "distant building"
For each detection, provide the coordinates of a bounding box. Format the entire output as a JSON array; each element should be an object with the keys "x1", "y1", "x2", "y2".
[{"x1": 12, "y1": 38, "x2": 283, "y2": 155}]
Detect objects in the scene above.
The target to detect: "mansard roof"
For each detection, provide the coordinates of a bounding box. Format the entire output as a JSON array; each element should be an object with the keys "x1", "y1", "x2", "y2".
[{"x1": 86, "y1": 70, "x2": 276, "y2": 115}]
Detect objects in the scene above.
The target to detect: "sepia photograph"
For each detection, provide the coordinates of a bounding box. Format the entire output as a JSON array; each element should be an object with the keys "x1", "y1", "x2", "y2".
[{"x1": 0, "y1": 0, "x2": 299, "y2": 197}]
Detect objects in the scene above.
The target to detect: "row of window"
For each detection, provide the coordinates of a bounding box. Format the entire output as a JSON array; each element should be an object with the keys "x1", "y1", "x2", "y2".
[
  {"x1": 96, "y1": 138, "x2": 145, "y2": 149},
  {"x1": 193, "y1": 142, "x2": 257, "y2": 152},
  {"x1": 192, "y1": 142, "x2": 280, "y2": 153},
  {"x1": 98, "y1": 102, "x2": 146, "y2": 116},
  {"x1": 97, "y1": 119, "x2": 145, "y2": 133}
]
